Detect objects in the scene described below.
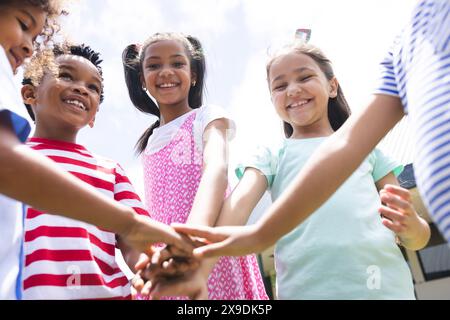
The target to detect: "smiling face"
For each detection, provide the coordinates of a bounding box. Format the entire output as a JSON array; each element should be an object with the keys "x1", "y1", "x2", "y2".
[
  {"x1": 24, "y1": 54, "x2": 103, "y2": 139},
  {"x1": 0, "y1": 2, "x2": 46, "y2": 73},
  {"x1": 268, "y1": 52, "x2": 338, "y2": 138},
  {"x1": 141, "y1": 39, "x2": 194, "y2": 110}
]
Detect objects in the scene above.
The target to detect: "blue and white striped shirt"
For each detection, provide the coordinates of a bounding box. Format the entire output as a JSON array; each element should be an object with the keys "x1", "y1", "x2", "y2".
[{"x1": 374, "y1": 0, "x2": 450, "y2": 242}]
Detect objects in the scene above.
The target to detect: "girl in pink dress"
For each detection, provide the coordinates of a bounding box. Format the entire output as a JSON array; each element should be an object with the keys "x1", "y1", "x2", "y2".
[{"x1": 122, "y1": 32, "x2": 268, "y2": 300}]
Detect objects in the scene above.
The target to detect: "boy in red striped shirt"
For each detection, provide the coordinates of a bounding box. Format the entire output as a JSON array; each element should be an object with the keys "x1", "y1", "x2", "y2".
[{"x1": 20, "y1": 43, "x2": 150, "y2": 299}]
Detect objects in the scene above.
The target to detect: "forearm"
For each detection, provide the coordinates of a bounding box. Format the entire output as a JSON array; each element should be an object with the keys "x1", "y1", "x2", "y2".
[
  {"x1": 187, "y1": 165, "x2": 228, "y2": 226},
  {"x1": 215, "y1": 168, "x2": 267, "y2": 227},
  {"x1": 0, "y1": 129, "x2": 136, "y2": 236}
]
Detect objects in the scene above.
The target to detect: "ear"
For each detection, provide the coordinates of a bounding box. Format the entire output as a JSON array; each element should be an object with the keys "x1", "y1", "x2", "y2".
[
  {"x1": 329, "y1": 77, "x2": 339, "y2": 98},
  {"x1": 191, "y1": 72, "x2": 197, "y2": 87},
  {"x1": 89, "y1": 108, "x2": 99, "y2": 128},
  {"x1": 21, "y1": 84, "x2": 37, "y2": 105},
  {"x1": 139, "y1": 74, "x2": 147, "y2": 91}
]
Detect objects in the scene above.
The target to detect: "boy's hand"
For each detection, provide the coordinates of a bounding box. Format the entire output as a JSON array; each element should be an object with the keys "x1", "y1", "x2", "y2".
[
  {"x1": 379, "y1": 184, "x2": 430, "y2": 249},
  {"x1": 121, "y1": 214, "x2": 194, "y2": 257}
]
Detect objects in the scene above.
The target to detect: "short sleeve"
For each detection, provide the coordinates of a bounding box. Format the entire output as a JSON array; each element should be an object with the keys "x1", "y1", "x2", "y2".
[
  {"x1": 372, "y1": 39, "x2": 401, "y2": 98},
  {"x1": 370, "y1": 148, "x2": 404, "y2": 182},
  {"x1": 196, "y1": 104, "x2": 236, "y2": 142},
  {"x1": 114, "y1": 163, "x2": 150, "y2": 217},
  {"x1": 235, "y1": 144, "x2": 281, "y2": 188},
  {"x1": 0, "y1": 47, "x2": 31, "y2": 142}
]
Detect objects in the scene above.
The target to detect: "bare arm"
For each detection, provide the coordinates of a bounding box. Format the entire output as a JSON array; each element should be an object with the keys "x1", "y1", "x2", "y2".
[
  {"x1": 187, "y1": 118, "x2": 230, "y2": 226},
  {"x1": 256, "y1": 95, "x2": 405, "y2": 248},
  {"x1": 0, "y1": 115, "x2": 192, "y2": 254},
  {"x1": 215, "y1": 168, "x2": 268, "y2": 226},
  {"x1": 174, "y1": 95, "x2": 407, "y2": 257}
]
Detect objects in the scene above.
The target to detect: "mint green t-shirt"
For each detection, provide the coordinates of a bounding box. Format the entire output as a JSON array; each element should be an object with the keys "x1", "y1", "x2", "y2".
[{"x1": 236, "y1": 137, "x2": 415, "y2": 300}]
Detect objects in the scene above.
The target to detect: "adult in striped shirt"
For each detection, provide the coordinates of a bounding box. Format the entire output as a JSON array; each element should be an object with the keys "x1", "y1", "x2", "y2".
[
  {"x1": 19, "y1": 43, "x2": 156, "y2": 299},
  {"x1": 171, "y1": 0, "x2": 450, "y2": 260}
]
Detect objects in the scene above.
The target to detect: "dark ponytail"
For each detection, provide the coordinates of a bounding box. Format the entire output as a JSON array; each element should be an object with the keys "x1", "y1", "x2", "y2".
[
  {"x1": 122, "y1": 44, "x2": 161, "y2": 154},
  {"x1": 186, "y1": 35, "x2": 206, "y2": 108}
]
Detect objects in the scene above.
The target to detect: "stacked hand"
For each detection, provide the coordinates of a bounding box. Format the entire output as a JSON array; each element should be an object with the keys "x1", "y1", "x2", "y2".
[{"x1": 131, "y1": 242, "x2": 207, "y2": 300}]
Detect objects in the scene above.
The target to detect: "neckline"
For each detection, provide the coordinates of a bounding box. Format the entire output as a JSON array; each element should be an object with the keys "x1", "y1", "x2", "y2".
[{"x1": 28, "y1": 137, "x2": 87, "y2": 151}]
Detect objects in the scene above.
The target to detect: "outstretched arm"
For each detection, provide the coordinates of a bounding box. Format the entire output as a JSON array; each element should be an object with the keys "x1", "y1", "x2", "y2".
[
  {"x1": 187, "y1": 118, "x2": 230, "y2": 226},
  {"x1": 175, "y1": 94, "x2": 406, "y2": 257},
  {"x1": 0, "y1": 115, "x2": 192, "y2": 255}
]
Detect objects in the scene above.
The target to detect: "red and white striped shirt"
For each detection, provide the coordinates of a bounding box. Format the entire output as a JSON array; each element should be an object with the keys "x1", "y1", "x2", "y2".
[{"x1": 22, "y1": 138, "x2": 149, "y2": 300}]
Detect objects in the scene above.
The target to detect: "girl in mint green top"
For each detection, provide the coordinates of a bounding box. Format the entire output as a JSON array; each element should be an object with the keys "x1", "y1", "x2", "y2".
[
  {"x1": 236, "y1": 140, "x2": 414, "y2": 299},
  {"x1": 228, "y1": 42, "x2": 428, "y2": 299},
  {"x1": 170, "y1": 41, "x2": 430, "y2": 300}
]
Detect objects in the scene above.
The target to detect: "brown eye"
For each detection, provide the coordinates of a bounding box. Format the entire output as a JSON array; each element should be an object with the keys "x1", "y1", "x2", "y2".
[
  {"x1": 89, "y1": 84, "x2": 100, "y2": 93},
  {"x1": 59, "y1": 72, "x2": 73, "y2": 81},
  {"x1": 17, "y1": 19, "x2": 29, "y2": 31}
]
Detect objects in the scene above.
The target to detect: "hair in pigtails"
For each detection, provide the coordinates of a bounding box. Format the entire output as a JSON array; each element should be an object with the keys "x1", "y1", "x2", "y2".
[
  {"x1": 122, "y1": 44, "x2": 160, "y2": 117},
  {"x1": 186, "y1": 35, "x2": 206, "y2": 108},
  {"x1": 122, "y1": 44, "x2": 161, "y2": 154}
]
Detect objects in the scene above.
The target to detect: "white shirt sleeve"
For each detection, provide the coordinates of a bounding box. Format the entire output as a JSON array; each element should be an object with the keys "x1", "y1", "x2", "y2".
[{"x1": 193, "y1": 104, "x2": 236, "y2": 150}]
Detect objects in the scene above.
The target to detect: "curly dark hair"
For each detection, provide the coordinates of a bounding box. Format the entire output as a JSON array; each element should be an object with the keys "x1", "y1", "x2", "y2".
[{"x1": 23, "y1": 42, "x2": 105, "y2": 120}]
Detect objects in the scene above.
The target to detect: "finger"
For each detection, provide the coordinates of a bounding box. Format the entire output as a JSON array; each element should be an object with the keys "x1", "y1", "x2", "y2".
[
  {"x1": 382, "y1": 184, "x2": 412, "y2": 201},
  {"x1": 379, "y1": 205, "x2": 406, "y2": 224},
  {"x1": 160, "y1": 258, "x2": 199, "y2": 276},
  {"x1": 140, "y1": 279, "x2": 153, "y2": 297},
  {"x1": 192, "y1": 240, "x2": 236, "y2": 258},
  {"x1": 151, "y1": 249, "x2": 163, "y2": 265},
  {"x1": 155, "y1": 247, "x2": 176, "y2": 265},
  {"x1": 379, "y1": 192, "x2": 411, "y2": 212},
  {"x1": 134, "y1": 253, "x2": 150, "y2": 271},
  {"x1": 163, "y1": 228, "x2": 195, "y2": 254},
  {"x1": 171, "y1": 223, "x2": 227, "y2": 243},
  {"x1": 132, "y1": 273, "x2": 145, "y2": 292},
  {"x1": 381, "y1": 217, "x2": 405, "y2": 234}
]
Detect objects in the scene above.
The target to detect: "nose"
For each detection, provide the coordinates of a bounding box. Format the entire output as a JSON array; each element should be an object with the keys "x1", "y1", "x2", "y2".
[
  {"x1": 73, "y1": 82, "x2": 89, "y2": 96},
  {"x1": 159, "y1": 65, "x2": 175, "y2": 77},
  {"x1": 22, "y1": 36, "x2": 34, "y2": 59},
  {"x1": 287, "y1": 82, "x2": 302, "y2": 97}
]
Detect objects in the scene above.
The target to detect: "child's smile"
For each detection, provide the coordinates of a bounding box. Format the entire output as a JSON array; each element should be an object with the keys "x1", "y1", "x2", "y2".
[{"x1": 62, "y1": 96, "x2": 88, "y2": 112}]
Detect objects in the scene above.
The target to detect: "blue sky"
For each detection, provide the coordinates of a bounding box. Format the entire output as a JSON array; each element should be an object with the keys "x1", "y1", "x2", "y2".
[{"x1": 48, "y1": 0, "x2": 417, "y2": 198}]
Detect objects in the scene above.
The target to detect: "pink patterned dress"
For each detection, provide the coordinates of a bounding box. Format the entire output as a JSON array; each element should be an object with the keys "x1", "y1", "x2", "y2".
[{"x1": 143, "y1": 111, "x2": 268, "y2": 300}]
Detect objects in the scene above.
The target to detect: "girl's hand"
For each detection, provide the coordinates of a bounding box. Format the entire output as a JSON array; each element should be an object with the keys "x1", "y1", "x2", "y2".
[
  {"x1": 379, "y1": 184, "x2": 430, "y2": 250},
  {"x1": 171, "y1": 223, "x2": 266, "y2": 258}
]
